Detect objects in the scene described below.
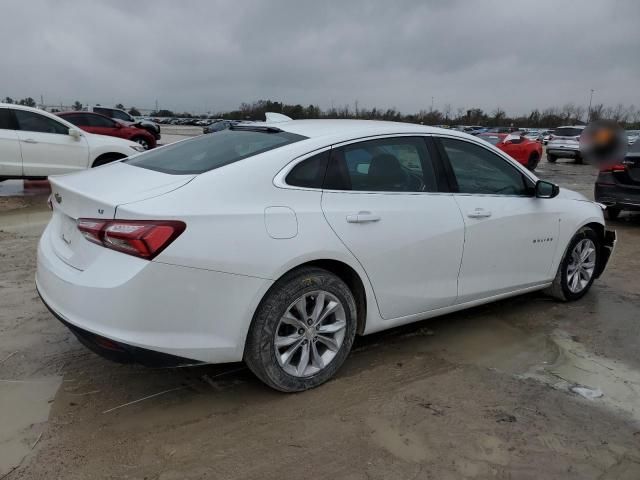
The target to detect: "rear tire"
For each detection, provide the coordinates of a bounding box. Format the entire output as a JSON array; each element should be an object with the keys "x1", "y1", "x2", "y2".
[
  {"x1": 244, "y1": 267, "x2": 357, "y2": 392},
  {"x1": 545, "y1": 227, "x2": 599, "y2": 302},
  {"x1": 605, "y1": 207, "x2": 621, "y2": 220},
  {"x1": 574, "y1": 154, "x2": 583, "y2": 164},
  {"x1": 547, "y1": 153, "x2": 557, "y2": 163},
  {"x1": 527, "y1": 152, "x2": 540, "y2": 170},
  {"x1": 92, "y1": 153, "x2": 127, "y2": 168}
]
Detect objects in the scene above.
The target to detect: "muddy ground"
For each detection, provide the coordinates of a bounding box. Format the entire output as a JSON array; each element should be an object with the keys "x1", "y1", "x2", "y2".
[{"x1": 1, "y1": 158, "x2": 640, "y2": 479}]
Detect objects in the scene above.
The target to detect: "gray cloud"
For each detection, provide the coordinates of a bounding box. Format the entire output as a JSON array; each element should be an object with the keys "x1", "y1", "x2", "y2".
[{"x1": 2, "y1": 0, "x2": 639, "y2": 115}]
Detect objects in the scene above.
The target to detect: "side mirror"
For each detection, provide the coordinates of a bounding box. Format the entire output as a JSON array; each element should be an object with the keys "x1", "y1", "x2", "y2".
[
  {"x1": 68, "y1": 128, "x2": 82, "y2": 140},
  {"x1": 535, "y1": 180, "x2": 560, "y2": 198}
]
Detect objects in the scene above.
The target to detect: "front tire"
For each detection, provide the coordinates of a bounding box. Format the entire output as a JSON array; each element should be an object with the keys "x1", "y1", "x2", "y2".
[
  {"x1": 92, "y1": 153, "x2": 127, "y2": 167},
  {"x1": 132, "y1": 136, "x2": 151, "y2": 150},
  {"x1": 545, "y1": 227, "x2": 599, "y2": 301},
  {"x1": 244, "y1": 267, "x2": 357, "y2": 392}
]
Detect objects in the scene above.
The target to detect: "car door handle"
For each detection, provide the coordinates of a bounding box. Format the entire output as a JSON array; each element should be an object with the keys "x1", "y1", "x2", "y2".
[
  {"x1": 467, "y1": 208, "x2": 492, "y2": 219},
  {"x1": 22, "y1": 138, "x2": 38, "y2": 144},
  {"x1": 346, "y1": 211, "x2": 381, "y2": 223}
]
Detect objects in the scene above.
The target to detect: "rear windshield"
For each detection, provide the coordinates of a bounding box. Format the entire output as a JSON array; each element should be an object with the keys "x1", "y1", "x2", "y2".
[
  {"x1": 480, "y1": 135, "x2": 501, "y2": 145},
  {"x1": 126, "y1": 128, "x2": 307, "y2": 174},
  {"x1": 554, "y1": 127, "x2": 583, "y2": 137}
]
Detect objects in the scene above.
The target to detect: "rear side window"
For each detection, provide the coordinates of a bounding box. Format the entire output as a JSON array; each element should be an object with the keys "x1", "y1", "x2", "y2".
[
  {"x1": 324, "y1": 137, "x2": 437, "y2": 192},
  {"x1": 61, "y1": 113, "x2": 88, "y2": 126},
  {"x1": 554, "y1": 127, "x2": 583, "y2": 137},
  {"x1": 87, "y1": 115, "x2": 116, "y2": 128},
  {"x1": 126, "y1": 128, "x2": 307, "y2": 174},
  {"x1": 285, "y1": 151, "x2": 329, "y2": 188}
]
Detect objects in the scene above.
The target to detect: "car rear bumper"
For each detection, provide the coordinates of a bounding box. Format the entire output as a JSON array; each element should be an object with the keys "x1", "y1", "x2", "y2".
[
  {"x1": 36, "y1": 222, "x2": 272, "y2": 365},
  {"x1": 594, "y1": 183, "x2": 640, "y2": 210},
  {"x1": 547, "y1": 147, "x2": 580, "y2": 157}
]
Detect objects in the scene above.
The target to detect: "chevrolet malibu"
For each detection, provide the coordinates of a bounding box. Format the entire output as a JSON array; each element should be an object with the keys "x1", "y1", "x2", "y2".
[{"x1": 37, "y1": 119, "x2": 616, "y2": 392}]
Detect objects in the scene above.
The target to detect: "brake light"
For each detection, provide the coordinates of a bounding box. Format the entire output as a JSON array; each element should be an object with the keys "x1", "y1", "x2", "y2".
[
  {"x1": 599, "y1": 163, "x2": 626, "y2": 173},
  {"x1": 77, "y1": 219, "x2": 185, "y2": 259}
]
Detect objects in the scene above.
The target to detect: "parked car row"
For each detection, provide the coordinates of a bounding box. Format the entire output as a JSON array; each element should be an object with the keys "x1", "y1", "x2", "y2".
[
  {"x1": 478, "y1": 131, "x2": 543, "y2": 170},
  {"x1": 0, "y1": 104, "x2": 144, "y2": 181},
  {"x1": 59, "y1": 112, "x2": 157, "y2": 150},
  {"x1": 85, "y1": 106, "x2": 161, "y2": 142}
]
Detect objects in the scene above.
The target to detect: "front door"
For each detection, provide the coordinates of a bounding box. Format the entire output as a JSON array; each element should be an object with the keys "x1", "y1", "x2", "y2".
[
  {"x1": 321, "y1": 136, "x2": 465, "y2": 320},
  {"x1": 436, "y1": 136, "x2": 560, "y2": 303},
  {"x1": 13, "y1": 109, "x2": 89, "y2": 176}
]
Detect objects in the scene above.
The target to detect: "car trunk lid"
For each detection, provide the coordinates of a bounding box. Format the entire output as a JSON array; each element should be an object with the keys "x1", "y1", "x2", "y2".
[{"x1": 48, "y1": 163, "x2": 194, "y2": 270}]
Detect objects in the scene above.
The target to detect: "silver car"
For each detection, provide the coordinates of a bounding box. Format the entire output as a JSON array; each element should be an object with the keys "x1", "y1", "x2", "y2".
[{"x1": 546, "y1": 125, "x2": 586, "y2": 163}]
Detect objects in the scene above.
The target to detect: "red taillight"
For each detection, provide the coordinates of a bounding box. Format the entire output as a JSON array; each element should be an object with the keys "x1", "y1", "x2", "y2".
[
  {"x1": 599, "y1": 163, "x2": 626, "y2": 173},
  {"x1": 77, "y1": 219, "x2": 185, "y2": 259}
]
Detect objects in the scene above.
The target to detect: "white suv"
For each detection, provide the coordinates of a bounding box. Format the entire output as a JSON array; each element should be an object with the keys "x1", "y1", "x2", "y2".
[
  {"x1": 546, "y1": 125, "x2": 586, "y2": 163},
  {"x1": 0, "y1": 104, "x2": 144, "y2": 181}
]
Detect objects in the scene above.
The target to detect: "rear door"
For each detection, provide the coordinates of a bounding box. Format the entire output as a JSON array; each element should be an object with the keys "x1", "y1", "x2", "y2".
[
  {"x1": 435, "y1": 136, "x2": 560, "y2": 303},
  {"x1": 13, "y1": 109, "x2": 89, "y2": 176},
  {"x1": 0, "y1": 107, "x2": 21, "y2": 176},
  {"x1": 321, "y1": 136, "x2": 465, "y2": 320}
]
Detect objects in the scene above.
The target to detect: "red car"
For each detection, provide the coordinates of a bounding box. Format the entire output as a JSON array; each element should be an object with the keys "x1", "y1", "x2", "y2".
[
  {"x1": 57, "y1": 111, "x2": 157, "y2": 150},
  {"x1": 478, "y1": 132, "x2": 542, "y2": 170}
]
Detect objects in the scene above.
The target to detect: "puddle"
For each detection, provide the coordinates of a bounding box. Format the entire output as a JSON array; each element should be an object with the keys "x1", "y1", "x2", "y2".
[
  {"x1": 0, "y1": 376, "x2": 62, "y2": 475},
  {"x1": 0, "y1": 180, "x2": 50, "y2": 197},
  {"x1": 422, "y1": 318, "x2": 640, "y2": 425},
  {"x1": 423, "y1": 317, "x2": 558, "y2": 374},
  {"x1": 523, "y1": 330, "x2": 640, "y2": 424}
]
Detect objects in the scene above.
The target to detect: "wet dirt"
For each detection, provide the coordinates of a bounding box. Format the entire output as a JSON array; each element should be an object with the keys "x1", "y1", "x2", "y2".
[{"x1": 1, "y1": 159, "x2": 640, "y2": 479}]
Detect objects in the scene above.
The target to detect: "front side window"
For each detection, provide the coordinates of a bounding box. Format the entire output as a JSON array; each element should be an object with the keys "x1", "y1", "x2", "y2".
[
  {"x1": 439, "y1": 138, "x2": 530, "y2": 195},
  {"x1": 0, "y1": 108, "x2": 14, "y2": 129},
  {"x1": 126, "y1": 128, "x2": 307, "y2": 174},
  {"x1": 14, "y1": 110, "x2": 68, "y2": 135},
  {"x1": 324, "y1": 137, "x2": 437, "y2": 192}
]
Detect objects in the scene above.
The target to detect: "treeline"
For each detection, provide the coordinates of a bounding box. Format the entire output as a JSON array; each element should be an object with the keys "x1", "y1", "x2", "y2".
[
  {"x1": 215, "y1": 100, "x2": 640, "y2": 128},
  {"x1": 4, "y1": 96, "x2": 640, "y2": 128}
]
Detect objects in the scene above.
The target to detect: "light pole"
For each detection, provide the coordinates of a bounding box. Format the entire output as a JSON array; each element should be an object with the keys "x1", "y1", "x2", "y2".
[
  {"x1": 431, "y1": 96, "x2": 434, "y2": 112},
  {"x1": 587, "y1": 89, "x2": 595, "y2": 123}
]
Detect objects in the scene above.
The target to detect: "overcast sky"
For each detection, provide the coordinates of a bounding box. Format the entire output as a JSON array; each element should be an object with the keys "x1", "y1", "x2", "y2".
[{"x1": 3, "y1": 0, "x2": 639, "y2": 115}]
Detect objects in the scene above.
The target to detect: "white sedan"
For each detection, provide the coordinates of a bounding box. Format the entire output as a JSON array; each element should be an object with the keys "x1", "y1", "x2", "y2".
[
  {"x1": 36, "y1": 118, "x2": 616, "y2": 391},
  {"x1": 0, "y1": 104, "x2": 145, "y2": 180}
]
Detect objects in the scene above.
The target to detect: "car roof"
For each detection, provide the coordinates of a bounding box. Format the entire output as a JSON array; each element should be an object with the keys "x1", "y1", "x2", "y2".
[
  {"x1": 248, "y1": 119, "x2": 467, "y2": 143},
  {"x1": 557, "y1": 125, "x2": 586, "y2": 129}
]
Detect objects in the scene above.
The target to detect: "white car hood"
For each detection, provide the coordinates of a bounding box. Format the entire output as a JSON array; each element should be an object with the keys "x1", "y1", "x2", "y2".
[{"x1": 83, "y1": 131, "x2": 139, "y2": 150}]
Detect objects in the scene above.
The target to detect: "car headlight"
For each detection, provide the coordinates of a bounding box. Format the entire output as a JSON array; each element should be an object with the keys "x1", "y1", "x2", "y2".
[{"x1": 130, "y1": 145, "x2": 146, "y2": 152}]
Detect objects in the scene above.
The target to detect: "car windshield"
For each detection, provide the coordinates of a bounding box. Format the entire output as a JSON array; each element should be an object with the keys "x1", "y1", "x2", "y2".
[
  {"x1": 554, "y1": 127, "x2": 583, "y2": 137},
  {"x1": 125, "y1": 128, "x2": 307, "y2": 174},
  {"x1": 629, "y1": 137, "x2": 640, "y2": 154}
]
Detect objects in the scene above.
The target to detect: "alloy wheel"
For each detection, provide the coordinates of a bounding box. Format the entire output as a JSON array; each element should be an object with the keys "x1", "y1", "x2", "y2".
[
  {"x1": 274, "y1": 290, "x2": 347, "y2": 377},
  {"x1": 567, "y1": 238, "x2": 596, "y2": 293}
]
